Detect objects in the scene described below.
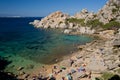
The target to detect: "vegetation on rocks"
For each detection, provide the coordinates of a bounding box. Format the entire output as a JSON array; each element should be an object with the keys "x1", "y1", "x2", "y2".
[
  {"x1": 86, "y1": 19, "x2": 103, "y2": 28},
  {"x1": 103, "y1": 21, "x2": 120, "y2": 29},
  {"x1": 66, "y1": 18, "x2": 85, "y2": 26},
  {"x1": 96, "y1": 72, "x2": 120, "y2": 80}
]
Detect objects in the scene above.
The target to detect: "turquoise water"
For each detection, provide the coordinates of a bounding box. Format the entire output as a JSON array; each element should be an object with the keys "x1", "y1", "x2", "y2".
[{"x1": 0, "y1": 17, "x2": 93, "y2": 74}]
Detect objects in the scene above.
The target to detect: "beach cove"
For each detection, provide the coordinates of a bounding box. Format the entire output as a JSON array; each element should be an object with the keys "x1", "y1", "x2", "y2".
[
  {"x1": 0, "y1": 0, "x2": 120, "y2": 80},
  {"x1": 0, "y1": 17, "x2": 95, "y2": 78}
]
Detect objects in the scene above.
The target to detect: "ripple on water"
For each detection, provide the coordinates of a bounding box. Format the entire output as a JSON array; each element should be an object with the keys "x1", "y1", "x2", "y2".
[{"x1": 0, "y1": 18, "x2": 94, "y2": 74}]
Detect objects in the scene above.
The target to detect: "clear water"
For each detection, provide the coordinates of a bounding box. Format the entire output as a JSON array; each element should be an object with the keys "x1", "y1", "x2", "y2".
[{"x1": 0, "y1": 17, "x2": 93, "y2": 74}]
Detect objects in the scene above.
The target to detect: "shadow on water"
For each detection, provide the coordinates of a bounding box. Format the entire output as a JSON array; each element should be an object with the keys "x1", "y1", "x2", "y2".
[{"x1": 0, "y1": 56, "x2": 18, "y2": 80}]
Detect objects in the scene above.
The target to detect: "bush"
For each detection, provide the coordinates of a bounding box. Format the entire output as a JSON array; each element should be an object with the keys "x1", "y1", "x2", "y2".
[
  {"x1": 66, "y1": 18, "x2": 85, "y2": 26},
  {"x1": 103, "y1": 21, "x2": 120, "y2": 29},
  {"x1": 101, "y1": 72, "x2": 114, "y2": 80},
  {"x1": 86, "y1": 19, "x2": 103, "y2": 28}
]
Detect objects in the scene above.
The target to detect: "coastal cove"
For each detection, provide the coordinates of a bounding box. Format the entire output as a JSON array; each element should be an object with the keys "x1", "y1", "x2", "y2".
[{"x1": 0, "y1": 17, "x2": 94, "y2": 75}]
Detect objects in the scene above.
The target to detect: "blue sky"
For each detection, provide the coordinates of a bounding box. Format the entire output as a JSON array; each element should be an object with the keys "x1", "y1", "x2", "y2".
[{"x1": 0, "y1": 0, "x2": 108, "y2": 17}]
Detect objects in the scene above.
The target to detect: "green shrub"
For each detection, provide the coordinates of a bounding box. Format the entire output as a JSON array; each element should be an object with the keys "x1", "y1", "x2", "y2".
[
  {"x1": 66, "y1": 18, "x2": 85, "y2": 26},
  {"x1": 101, "y1": 72, "x2": 114, "y2": 80},
  {"x1": 103, "y1": 21, "x2": 120, "y2": 29},
  {"x1": 112, "y1": 8, "x2": 118, "y2": 13},
  {"x1": 116, "y1": 69, "x2": 120, "y2": 74},
  {"x1": 86, "y1": 19, "x2": 103, "y2": 28},
  {"x1": 96, "y1": 72, "x2": 115, "y2": 80}
]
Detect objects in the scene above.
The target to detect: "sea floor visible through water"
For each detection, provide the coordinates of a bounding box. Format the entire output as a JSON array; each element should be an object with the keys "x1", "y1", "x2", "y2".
[{"x1": 0, "y1": 17, "x2": 94, "y2": 74}]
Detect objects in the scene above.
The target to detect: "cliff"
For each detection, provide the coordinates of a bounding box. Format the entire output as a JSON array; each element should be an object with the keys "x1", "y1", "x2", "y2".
[{"x1": 30, "y1": 0, "x2": 120, "y2": 34}]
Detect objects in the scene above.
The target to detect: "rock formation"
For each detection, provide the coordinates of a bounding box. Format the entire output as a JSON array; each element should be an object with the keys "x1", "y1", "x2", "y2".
[
  {"x1": 30, "y1": 11, "x2": 70, "y2": 29},
  {"x1": 30, "y1": 0, "x2": 120, "y2": 35},
  {"x1": 97, "y1": 0, "x2": 120, "y2": 24}
]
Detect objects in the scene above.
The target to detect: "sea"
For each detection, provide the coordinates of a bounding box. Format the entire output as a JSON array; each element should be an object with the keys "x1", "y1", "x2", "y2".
[{"x1": 0, "y1": 17, "x2": 93, "y2": 74}]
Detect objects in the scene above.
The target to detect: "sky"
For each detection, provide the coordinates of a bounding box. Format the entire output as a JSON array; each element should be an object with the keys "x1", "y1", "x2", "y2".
[{"x1": 0, "y1": 0, "x2": 108, "y2": 17}]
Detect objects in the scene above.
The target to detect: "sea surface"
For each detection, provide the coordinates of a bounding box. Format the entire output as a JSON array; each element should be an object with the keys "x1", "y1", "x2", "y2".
[{"x1": 0, "y1": 17, "x2": 93, "y2": 74}]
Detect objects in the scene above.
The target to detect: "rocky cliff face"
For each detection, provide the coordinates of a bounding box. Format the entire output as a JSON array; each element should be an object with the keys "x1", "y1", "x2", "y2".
[
  {"x1": 97, "y1": 0, "x2": 120, "y2": 24},
  {"x1": 30, "y1": 0, "x2": 120, "y2": 34}
]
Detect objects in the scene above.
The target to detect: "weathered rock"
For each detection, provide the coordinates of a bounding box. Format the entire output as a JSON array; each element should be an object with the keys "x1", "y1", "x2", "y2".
[
  {"x1": 64, "y1": 29, "x2": 72, "y2": 34},
  {"x1": 106, "y1": 60, "x2": 118, "y2": 70},
  {"x1": 74, "y1": 9, "x2": 89, "y2": 19},
  {"x1": 31, "y1": 11, "x2": 70, "y2": 29},
  {"x1": 99, "y1": 30, "x2": 115, "y2": 39},
  {"x1": 113, "y1": 34, "x2": 120, "y2": 46},
  {"x1": 97, "y1": 0, "x2": 120, "y2": 24},
  {"x1": 59, "y1": 23, "x2": 68, "y2": 29},
  {"x1": 78, "y1": 27, "x2": 95, "y2": 34}
]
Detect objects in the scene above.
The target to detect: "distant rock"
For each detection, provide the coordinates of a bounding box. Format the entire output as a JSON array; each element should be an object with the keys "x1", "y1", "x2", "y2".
[
  {"x1": 74, "y1": 9, "x2": 89, "y2": 19},
  {"x1": 30, "y1": 0, "x2": 120, "y2": 35},
  {"x1": 31, "y1": 11, "x2": 70, "y2": 29}
]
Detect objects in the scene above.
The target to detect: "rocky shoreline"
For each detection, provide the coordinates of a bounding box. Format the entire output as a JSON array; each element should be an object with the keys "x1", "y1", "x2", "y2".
[
  {"x1": 15, "y1": 29, "x2": 120, "y2": 80},
  {"x1": 14, "y1": 0, "x2": 120, "y2": 80}
]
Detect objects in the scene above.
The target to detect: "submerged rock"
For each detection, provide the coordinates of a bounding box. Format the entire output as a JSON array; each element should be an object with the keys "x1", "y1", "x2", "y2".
[{"x1": 17, "y1": 67, "x2": 24, "y2": 71}]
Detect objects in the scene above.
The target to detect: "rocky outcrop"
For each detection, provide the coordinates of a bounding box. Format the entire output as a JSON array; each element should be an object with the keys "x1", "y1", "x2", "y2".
[
  {"x1": 30, "y1": 0, "x2": 120, "y2": 35},
  {"x1": 31, "y1": 11, "x2": 70, "y2": 29},
  {"x1": 113, "y1": 34, "x2": 120, "y2": 46},
  {"x1": 78, "y1": 27, "x2": 95, "y2": 34},
  {"x1": 74, "y1": 0, "x2": 120, "y2": 24},
  {"x1": 74, "y1": 9, "x2": 96, "y2": 23},
  {"x1": 97, "y1": 0, "x2": 120, "y2": 24},
  {"x1": 99, "y1": 30, "x2": 115, "y2": 39}
]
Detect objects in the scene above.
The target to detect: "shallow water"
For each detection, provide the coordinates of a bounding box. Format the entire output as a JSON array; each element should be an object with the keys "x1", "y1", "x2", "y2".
[{"x1": 0, "y1": 17, "x2": 93, "y2": 74}]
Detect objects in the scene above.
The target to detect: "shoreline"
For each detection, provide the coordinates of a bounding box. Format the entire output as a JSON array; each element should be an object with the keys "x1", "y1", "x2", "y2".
[
  {"x1": 17, "y1": 33, "x2": 106, "y2": 79},
  {"x1": 18, "y1": 29, "x2": 120, "y2": 80}
]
